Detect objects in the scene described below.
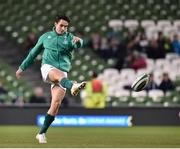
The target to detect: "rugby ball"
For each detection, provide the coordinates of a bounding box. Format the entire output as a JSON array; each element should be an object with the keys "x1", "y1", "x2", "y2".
[{"x1": 131, "y1": 73, "x2": 150, "y2": 92}]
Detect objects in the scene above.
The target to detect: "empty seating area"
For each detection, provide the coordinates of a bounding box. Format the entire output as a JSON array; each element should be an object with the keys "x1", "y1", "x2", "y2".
[
  {"x1": 0, "y1": 61, "x2": 33, "y2": 104},
  {"x1": 0, "y1": 0, "x2": 180, "y2": 45},
  {"x1": 69, "y1": 48, "x2": 115, "y2": 82},
  {"x1": 109, "y1": 19, "x2": 180, "y2": 40}
]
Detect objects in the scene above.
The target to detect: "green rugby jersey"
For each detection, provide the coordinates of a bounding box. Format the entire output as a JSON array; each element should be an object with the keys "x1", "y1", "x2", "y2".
[{"x1": 19, "y1": 29, "x2": 83, "y2": 72}]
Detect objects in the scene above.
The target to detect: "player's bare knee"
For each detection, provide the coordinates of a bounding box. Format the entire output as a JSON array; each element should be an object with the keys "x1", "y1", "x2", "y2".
[
  {"x1": 52, "y1": 75, "x2": 60, "y2": 83},
  {"x1": 49, "y1": 70, "x2": 62, "y2": 83}
]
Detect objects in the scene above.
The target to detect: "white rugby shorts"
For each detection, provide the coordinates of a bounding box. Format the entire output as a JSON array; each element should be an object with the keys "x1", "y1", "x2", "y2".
[{"x1": 40, "y1": 64, "x2": 67, "y2": 90}]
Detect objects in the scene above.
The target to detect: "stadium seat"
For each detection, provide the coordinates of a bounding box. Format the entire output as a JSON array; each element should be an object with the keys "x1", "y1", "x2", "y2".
[
  {"x1": 157, "y1": 20, "x2": 172, "y2": 31},
  {"x1": 154, "y1": 59, "x2": 171, "y2": 71},
  {"x1": 108, "y1": 86, "x2": 117, "y2": 97},
  {"x1": 165, "y1": 53, "x2": 180, "y2": 62},
  {"x1": 146, "y1": 26, "x2": 159, "y2": 39},
  {"x1": 116, "y1": 89, "x2": 131, "y2": 105},
  {"x1": 171, "y1": 59, "x2": 180, "y2": 69},
  {"x1": 163, "y1": 26, "x2": 177, "y2": 39},
  {"x1": 136, "y1": 68, "x2": 152, "y2": 79},
  {"x1": 148, "y1": 89, "x2": 164, "y2": 103},
  {"x1": 153, "y1": 70, "x2": 164, "y2": 85},
  {"x1": 114, "y1": 89, "x2": 130, "y2": 98},
  {"x1": 146, "y1": 58, "x2": 155, "y2": 71},
  {"x1": 120, "y1": 68, "x2": 136, "y2": 78},
  {"x1": 169, "y1": 70, "x2": 180, "y2": 81},
  {"x1": 124, "y1": 20, "x2": 139, "y2": 31},
  {"x1": 132, "y1": 90, "x2": 147, "y2": 103},
  {"x1": 103, "y1": 68, "x2": 119, "y2": 77},
  {"x1": 108, "y1": 19, "x2": 123, "y2": 31},
  {"x1": 120, "y1": 68, "x2": 136, "y2": 85},
  {"x1": 173, "y1": 20, "x2": 180, "y2": 31},
  {"x1": 141, "y1": 20, "x2": 156, "y2": 29}
]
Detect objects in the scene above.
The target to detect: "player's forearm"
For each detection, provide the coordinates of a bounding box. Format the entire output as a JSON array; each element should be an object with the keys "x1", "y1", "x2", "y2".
[
  {"x1": 19, "y1": 53, "x2": 35, "y2": 71},
  {"x1": 19, "y1": 46, "x2": 42, "y2": 71}
]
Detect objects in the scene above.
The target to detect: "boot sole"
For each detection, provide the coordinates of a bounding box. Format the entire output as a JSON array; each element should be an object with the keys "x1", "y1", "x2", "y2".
[{"x1": 73, "y1": 82, "x2": 86, "y2": 96}]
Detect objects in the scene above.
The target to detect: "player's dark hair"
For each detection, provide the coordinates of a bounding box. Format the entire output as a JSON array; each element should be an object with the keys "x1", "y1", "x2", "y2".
[{"x1": 55, "y1": 15, "x2": 70, "y2": 23}]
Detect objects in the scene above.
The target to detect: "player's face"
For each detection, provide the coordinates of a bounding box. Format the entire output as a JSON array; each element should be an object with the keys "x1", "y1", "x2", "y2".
[{"x1": 55, "y1": 19, "x2": 69, "y2": 34}]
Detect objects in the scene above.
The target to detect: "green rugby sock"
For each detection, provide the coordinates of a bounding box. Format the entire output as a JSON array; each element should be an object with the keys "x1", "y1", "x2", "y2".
[
  {"x1": 39, "y1": 114, "x2": 55, "y2": 134},
  {"x1": 60, "y1": 77, "x2": 73, "y2": 89}
]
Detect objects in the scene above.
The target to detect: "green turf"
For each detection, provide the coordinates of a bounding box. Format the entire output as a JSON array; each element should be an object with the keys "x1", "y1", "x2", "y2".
[{"x1": 0, "y1": 125, "x2": 179, "y2": 147}]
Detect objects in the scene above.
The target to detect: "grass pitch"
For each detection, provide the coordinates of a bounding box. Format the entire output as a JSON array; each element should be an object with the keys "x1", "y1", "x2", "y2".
[{"x1": 0, "y1": 125, "x2": 179, "y2": 148}]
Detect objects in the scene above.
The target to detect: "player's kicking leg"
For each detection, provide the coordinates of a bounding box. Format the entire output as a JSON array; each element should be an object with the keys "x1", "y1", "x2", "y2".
[{"x1": 48, "y1": 68, "x2": 87, "y2": 96}]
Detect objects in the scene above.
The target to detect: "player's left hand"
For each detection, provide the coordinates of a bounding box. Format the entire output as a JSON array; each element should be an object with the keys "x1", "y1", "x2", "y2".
[
  {"x1": 73, "y1": 36, "x2": 81, "y2": 43},
  {"x1": 16, "y1": 68, "x2": 23, "y2": 79}
]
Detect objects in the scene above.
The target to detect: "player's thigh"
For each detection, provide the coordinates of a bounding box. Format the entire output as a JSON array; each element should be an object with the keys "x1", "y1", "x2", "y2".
[
  {"x1": 48, "y1": 68, "x2": 67, "y2": 83},
  {"x1": 51, "y1": 85, "x2": 66, "y2": 104}
]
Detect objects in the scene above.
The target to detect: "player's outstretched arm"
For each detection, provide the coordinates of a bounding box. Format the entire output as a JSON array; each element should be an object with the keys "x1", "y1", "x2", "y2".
[{"x1": 17, "y1": 34, "x2": 45, "y2": 74}]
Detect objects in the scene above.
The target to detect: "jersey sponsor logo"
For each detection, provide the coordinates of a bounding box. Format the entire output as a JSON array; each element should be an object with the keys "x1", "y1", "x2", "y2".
[{"x1": 47, "y1": 35, "x2": 51, "y2": 39}]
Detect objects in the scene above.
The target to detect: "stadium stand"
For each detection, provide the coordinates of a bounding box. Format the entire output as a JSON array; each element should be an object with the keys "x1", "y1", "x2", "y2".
[
  {"x1": 0, "y1": 0, "x2": 180, "y2": 107},
  {"x1": 0, "y1": 60, "x2": 33, "y2": 104}
]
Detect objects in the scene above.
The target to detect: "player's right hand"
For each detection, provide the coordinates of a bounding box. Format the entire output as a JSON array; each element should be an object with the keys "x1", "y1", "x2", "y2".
[{"x1": 16, "y1": 68, "x2": 23, "y2": 79}]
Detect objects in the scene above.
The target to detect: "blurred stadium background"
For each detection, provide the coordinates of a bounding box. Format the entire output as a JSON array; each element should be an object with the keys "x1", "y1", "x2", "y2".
[{"x1": 0, "y1": 0, "x2": 180, "y2": 147}]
